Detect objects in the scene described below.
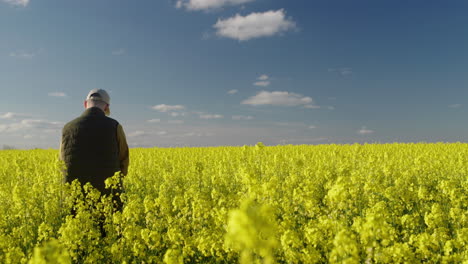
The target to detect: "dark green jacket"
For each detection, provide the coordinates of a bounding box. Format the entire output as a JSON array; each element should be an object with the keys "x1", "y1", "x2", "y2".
[{"x1": 61, "y1": 107, "x2": 121, "y2": 194}]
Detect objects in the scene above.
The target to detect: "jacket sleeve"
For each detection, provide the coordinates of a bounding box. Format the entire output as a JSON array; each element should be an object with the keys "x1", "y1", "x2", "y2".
[
  {"x1": 59, "y1": 140, "x2": 63, "y2": 161},
  {"x1": 59, "y1": 132, "x2": 65, "y2": 161},
  {"x1": 59, "y1": 131, "x2": 68, "y2": 183},
  {"x1": 117, "y1": 124, "x2": 129, "y2": 175}
]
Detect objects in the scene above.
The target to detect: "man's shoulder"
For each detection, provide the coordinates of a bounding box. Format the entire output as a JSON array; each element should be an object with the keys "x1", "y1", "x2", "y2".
[
  {"x1": 63, "y1": 116, "x2": 82, "y2": 130},
  {"x1": 63, "y1": 114, "x2": 119, "y2": 130},
  {"x1": 104, "y1": 116, "x2": 120, "y2": 126},
  {"x1": 105, "y1": 115, "x2": 118, "y2": 122}
]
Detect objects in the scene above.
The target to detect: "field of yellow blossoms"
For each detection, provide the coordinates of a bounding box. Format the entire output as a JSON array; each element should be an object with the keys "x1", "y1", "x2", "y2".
[{"x1": 0, "y1": 143, "x2": 467, "y2": 263}]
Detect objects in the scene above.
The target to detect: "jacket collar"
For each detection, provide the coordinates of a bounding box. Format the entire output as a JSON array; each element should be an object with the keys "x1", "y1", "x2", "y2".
[{"x1": 82, "y1": 107, "x2": 106, "y2": 117}]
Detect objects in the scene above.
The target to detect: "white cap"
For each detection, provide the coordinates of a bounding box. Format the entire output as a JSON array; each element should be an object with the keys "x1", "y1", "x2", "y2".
[{"x1": 86, "y1": 89, "x2": 110, "y2": 115}]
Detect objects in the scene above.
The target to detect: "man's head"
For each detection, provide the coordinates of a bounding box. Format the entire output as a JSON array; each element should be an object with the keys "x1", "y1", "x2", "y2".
[{"x1": 85, "y1": 89, "x2": 111, "y2": 116}]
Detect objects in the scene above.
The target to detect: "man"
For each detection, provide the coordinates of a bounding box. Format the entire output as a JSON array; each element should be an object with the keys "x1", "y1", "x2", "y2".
[{"x1": 60, "y1": 89, "x2": 129, "y2": 206}]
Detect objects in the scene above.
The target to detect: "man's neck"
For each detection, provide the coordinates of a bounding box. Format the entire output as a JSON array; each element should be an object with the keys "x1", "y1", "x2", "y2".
[{"x1": 85, "y1": 107, "x2": 105, "y2": 115}]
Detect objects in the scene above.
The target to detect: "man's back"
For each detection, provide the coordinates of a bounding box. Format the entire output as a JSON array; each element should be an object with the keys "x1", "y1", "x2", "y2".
[{"x1": 61, "y1": 107, "x2": 123, "y2": 194}]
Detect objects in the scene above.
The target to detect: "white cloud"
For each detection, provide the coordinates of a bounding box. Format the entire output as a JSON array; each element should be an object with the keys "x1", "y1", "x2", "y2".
[
  {"x1": 328, "y1": 67, "x2": 353, "y2": 76},
  {"x1": 2, "y1": 0, "x2": 29, "y2": 7},
  {"x1": 308, "y1": 125, "x2": 316, "y2": 129},
  {"x1": 448, "y1": 104, "x2": 462, "y2": 108},
  {"x1": 128, "y1": 130, "x2": 168, "y2": 138},
  {"x1": 232, "y1": 115, "x2": 254, "y2": 120},
  {"x1": 22, "y1": 119, "x2": 62, "y2": 129},
  {"x1": 241, "y1": 90, "x2": 313, "y2": 107},
  {"x1": 0, "y1": 112, "x2": 15, "y2": 119},
  {"x1": 254, "y1": 81, "x2": 270, "y2": 87},
  {"x1": 0, "y1": 119, "x2": 63, "y2": 133},
  {"x1": 213, "y1": 9, "x2": 296, "y2": 41},
  {"x1": 200, "y1": 114, "x2": 224, "y2": 119},
  {"x1": 10, "y1": 51, "x2": 35, "y2": 59},
  {"x1": 48, "y1": 92, "x2": 67, "y2": 97},
  {"x1": 181, "y1": 132, "x2": 214, "y2": 137},
  {"x1": 358, "y1": 126, "x2": 374, "y2": 135},
  {"x1": 176, "y1": 0, "x2": 254, "y2": 11},
  {"x1": 253, "y1": 74, "x2": 271, "y2": 87},
  {"x1": 128, "y1": 131, "x2": 147, "y2": 138},
  {"x1": 228, "y1": 89, "x2": 238, "y2": 95},
  {"x1": 112, "y1": 49, "x2": 125, "y2": 56},
  {"x1": 169, "y1": 112, "x2": 187, "y2": 117},
  {"x1": 304, "y1": 104, "x2": 320, "y2": 109},
  {"x1": 0, "y1": 112, "x2": 29, "y2": 119},
  {"x1": 147, "y1": 119, "x2": 161, "y2": 123},
  {"x1": 152, "y1": 104, "x2": 186, "y2": 112}
]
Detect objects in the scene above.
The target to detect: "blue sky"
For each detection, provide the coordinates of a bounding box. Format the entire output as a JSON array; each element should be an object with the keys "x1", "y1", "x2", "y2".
[{"x1": 1, "y1": 0, "x2": 468, "y2": 148}]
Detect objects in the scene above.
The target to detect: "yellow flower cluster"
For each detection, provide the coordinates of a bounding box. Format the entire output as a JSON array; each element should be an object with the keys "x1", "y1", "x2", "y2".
[{"x1": 0, "y1": 143, "x2": 466, "y2": 263}]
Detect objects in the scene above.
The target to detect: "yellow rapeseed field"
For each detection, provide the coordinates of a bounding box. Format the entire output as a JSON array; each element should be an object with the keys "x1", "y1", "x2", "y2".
[{"x1": 0, "y1": 143, "x2": 467, "y2": 263}]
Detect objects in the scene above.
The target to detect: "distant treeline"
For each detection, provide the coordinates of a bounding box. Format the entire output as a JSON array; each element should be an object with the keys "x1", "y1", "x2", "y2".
[{"x1": 2, "y1": 145, "x2": 15, "y2": 150}]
